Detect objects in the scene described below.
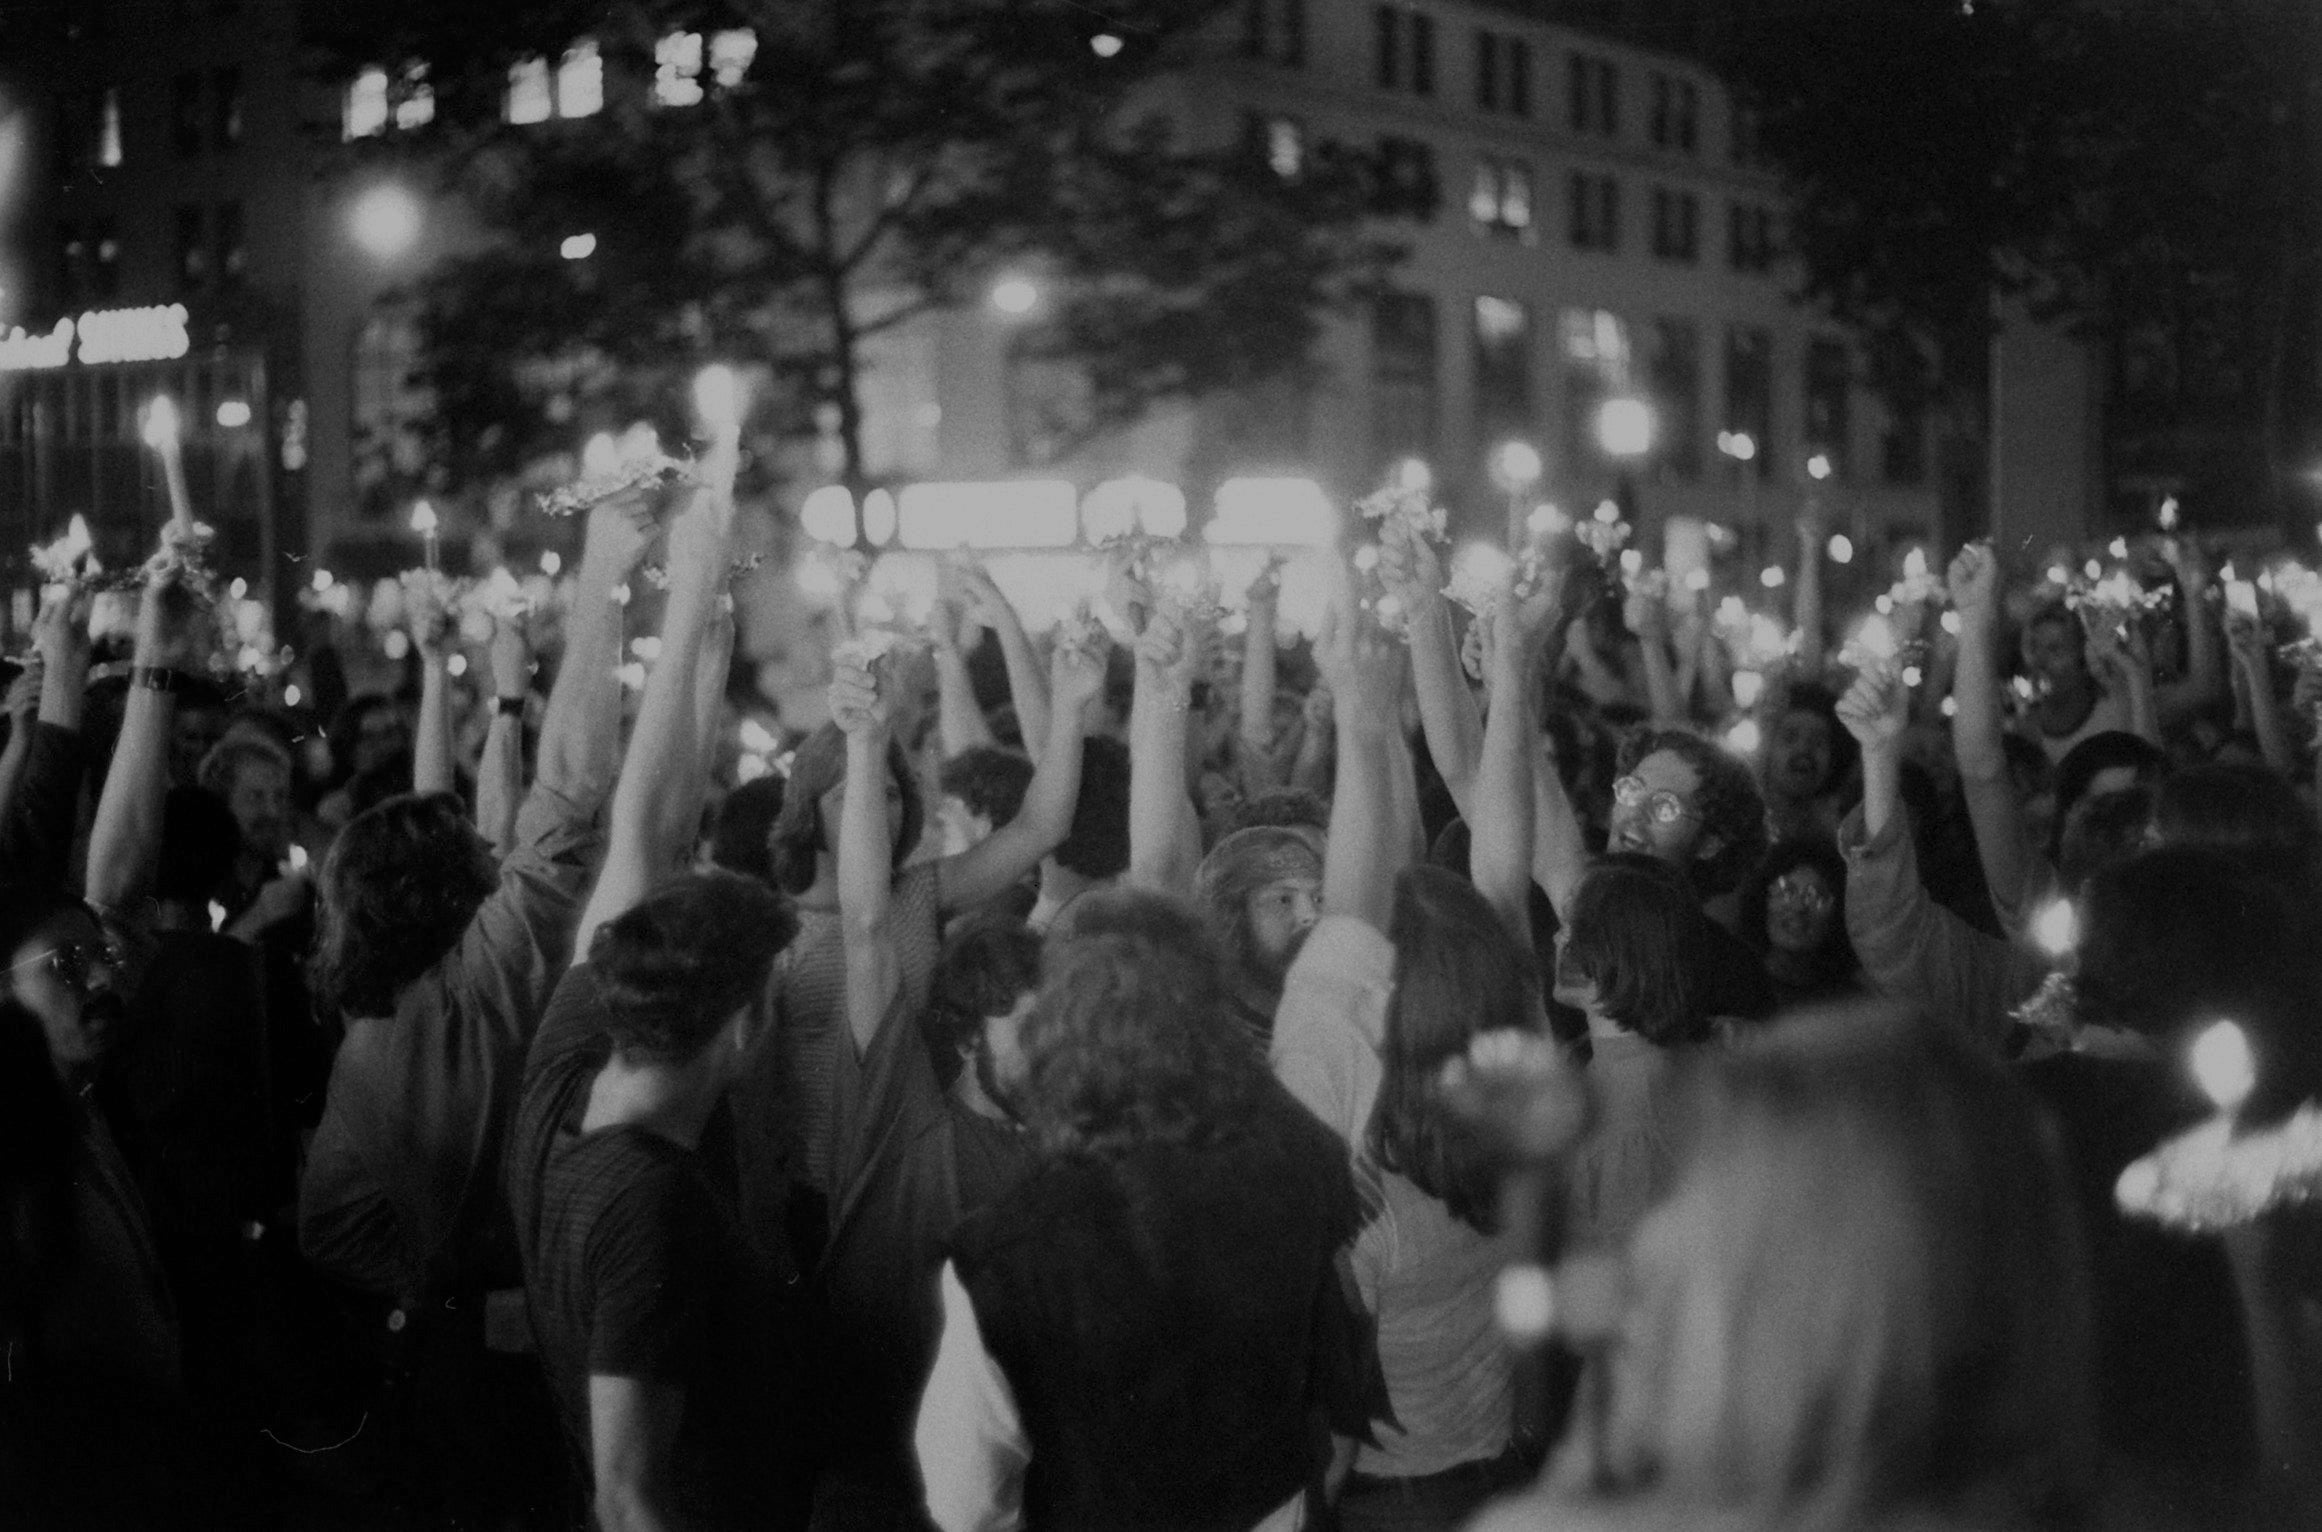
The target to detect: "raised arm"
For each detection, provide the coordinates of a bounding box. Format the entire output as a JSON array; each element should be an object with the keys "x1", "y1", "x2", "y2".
[
  {"x1": 572, "y1": 489, "x2": 731, "y2": 957},
  {"x1": 1316, "y1": 564, "x2": 1414, "y2": 934},
  {"x1": 938, "y1": 636, "x2": 1103, "y2": 912},
  {"x1": 409, "y1": 579, "x2": 457, "y2": 798},
  {"x1": 2227, "y1": 611, "x2": 2295, "y2": 779},
  {"x1": 34, "y1": 586, "x2": 91, "y2": 734},
  {"x1": 1381, "y1": 519, "x2": 1481, "y2": 814},
  {"x1": 537, "y1": 499, "x2": 651, "y2": 809},
  {"x1": 0, "y1": 661, "x2": 42, "y2": 835},
  {"x1": 1630, "y1": 592, "x2": 1685, "y2": 724},
  {"x1": 931, "y1": 599, "x2": 998, "y2": 758},
  {"x1": 1530, "y1": 576, "x2": 1594, "y2": 919},
  {"x1": 1236, "y1": 564, "x2": 1282, "y2": 798},
  {"x1": 1125, "y1": 612, "x2": 1206, "y2": 896},
  {"x1": 1793, "y1": 501, "x2": 1827, "y2": 677},
  {"x1": 832, "y1": 652, "x2": 903, "y2": 1057},
  {"x1": 1839, "y1": 665, "x2": 1909, "y2": 843},
  {"x1": 2088, "y1": 618, "x2": 2161, "y2": 747},
  {"x1": 2157, "y1": 538, "x2": 2226, "y2": 727},
  {"x1": 475, "y1": 615, "x2": 531, "y2": 855},
  {"x1": 87, "y1": 571, "x2": 205, "y2": 910},
  {"x1": 1947, "y1": 543, "x2": 2034, "y2": 923},
  {"x1": 1471, "y1": 592, "x2": 1539, "y2": 936},
  {"x1": 958, "y1": 563, "x2": 1048, "y2": 763}
]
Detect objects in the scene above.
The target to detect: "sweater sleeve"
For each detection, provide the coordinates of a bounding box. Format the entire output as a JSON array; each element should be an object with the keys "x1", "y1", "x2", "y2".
[
  {"x1": 1268, "y1": 916, "x2": 1398, "y2": 1148},
  {"x1": 0, "y1": 723, "x2": 85, "y2": 911}
]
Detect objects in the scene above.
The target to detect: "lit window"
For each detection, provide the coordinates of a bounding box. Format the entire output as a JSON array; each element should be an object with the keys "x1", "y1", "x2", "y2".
[
  {"x1": 395, "y1": 62, "x2": 435, "y2": 130},
  {"x1": 1470, "y1": 157, "x2": 1532, "y2": 237},
  {"x1": 558, "y1": 39, "x2": 604, "y2": 119},
  {"x1": 655, "y1": 32, "x2": 705, "y2": 107},
  {"x1": 345, "y1": 66, "x2": 390, "y2": 139},
  {"x1": 1475, "y1": 294, "x2": 1526, "y2": 344},
  {"x1": 1266, "y1": 118, "x2": 1303, "y2": 178},
  {"x1": 97, "y1": 88, "x2": 123, "y2": 167},
  {"x1": 506, "y1": 57, "x2": 553, "y2": 125},
  {"x1": 710, "y1": 29, "x2": 757, "y2": 88}
]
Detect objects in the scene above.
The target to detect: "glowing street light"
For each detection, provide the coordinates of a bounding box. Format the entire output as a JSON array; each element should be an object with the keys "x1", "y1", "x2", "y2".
[
  {"x1": 989, "y1": 276, "x2": 1039, "y2": 316},
  {"x1": 349, "y1": 183, "x2": 423, "y2": 260},
  {"x1": 1596, "y1": 397, "x2": 1653, "y2": 459}
]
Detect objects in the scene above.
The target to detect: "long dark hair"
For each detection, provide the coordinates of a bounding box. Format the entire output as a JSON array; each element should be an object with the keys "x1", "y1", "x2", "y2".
[
  {"x1": 1565, "y1": 854, "x2": 1712, "y2": 1046},
  {"x1": 1370, "y1": 865, "x2": 1543, "y2": 1231},
  {"x1": 766, "y1": 722, "x2": 924, "y2": 895},
  {"x1": 312, "y1": 792, "x2": 496, "y2": 1019}
]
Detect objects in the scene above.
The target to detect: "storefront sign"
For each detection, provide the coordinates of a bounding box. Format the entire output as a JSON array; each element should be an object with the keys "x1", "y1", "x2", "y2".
[{"x1": 0, "y1": 305, "x2": 192, "y2": 372}]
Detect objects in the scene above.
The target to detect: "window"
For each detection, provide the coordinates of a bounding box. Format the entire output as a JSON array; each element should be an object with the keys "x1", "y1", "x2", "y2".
[
  {"x1": 709, "y1": 29, "x2": 757, "y2": 87},
  {"x1": 1650, "y1": 188, "x2": 1698, "y2": 262},
  {"x1": 1882, "y1": 396, "x2": 1927, "y2": 484},
  {"x1": 1475, "y1": 30, "x2": 1530, "y2": 115},
  {"x1": 558, "y1": 39, "x2": 604, "y2": 118},
  {"x1": 1568, "y1": 171, "x2": 1619, "y2": 251},
  {"x1": 1373, "y1": 136, "x2": 1440, "y2": 221},
  {"x1": 1727, "y1": 203, "x2": 1775, "y2": 272},
  {"x1": 97, "y1": 88, "x2": 123, "y2": 166},
  {"x1": 655, "y1": 32, "x2": 705, "y2": 107},
  {"x1": 1647, "y1": 319, "x2": 1702, "y2": 478},
  {"x1": 1469, "y1": 157, "x2": 1533, "y2": 238},
  {"x1": 352, "y1": 62, "x2": 435, "y2": 138},
  {"x1": 1568, "y1": 53, "x2": 1617, "y2": 136},
  {"x1": 1804, "y1": 338, "x2": 1851, "y2": 477},
  {"x1": 1242, "y1": 0, "x2": 1305, "y2": 66},
  {"x1": 1265, "y1": 117, "x2": 1304, "y2": 179},
  {"x1": 1559, "y1": 307, "x2": 1632, "y2": 468},
  {"x1": 215, "y1": 202, "x2": 246, "y2": 289},
  {"x1": 1374, "y1": 7, "x2": 1433, "y2": 95},
  {"x1": 211, "y1": 67, "x2": 242, "y2": 150},
  {"x1": 172, "y1": 71, "x2": 203, "y2": 157},
  {"x1": 507, "y1": 57, "x2": 553, "y2": 124},
  {"x1": 345, "y1": 66, "x2": 390, "y2": 138},
  {"x1": 1473, "y1": 296, "x2": 1532, "y2": 441},
  {"x1": 174, "y1": 204, "x2": 208, "y2": 293},
  {"x1": 1650, "y1": 75, "x2": 1698, "y2": 152},
  {"x1": 395, "y1": 62, "x2": 435, "y2": 129},
  {"x1": 1723, "y1": 326, "x2": 1774, "y2": 480},
  {"x1": 1372, "y1": 291, "x2": 1437, "y2": 461}
]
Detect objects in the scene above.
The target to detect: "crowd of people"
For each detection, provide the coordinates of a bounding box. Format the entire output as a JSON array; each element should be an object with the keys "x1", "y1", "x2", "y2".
[{"x1": 3, "y1": 452, "x2": 2321, "y2": 1532}]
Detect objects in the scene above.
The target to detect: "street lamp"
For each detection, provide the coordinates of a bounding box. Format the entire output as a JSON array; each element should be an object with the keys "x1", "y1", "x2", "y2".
[{"x1": 349, "y1": 183, "x2": 423, "y2": 261}]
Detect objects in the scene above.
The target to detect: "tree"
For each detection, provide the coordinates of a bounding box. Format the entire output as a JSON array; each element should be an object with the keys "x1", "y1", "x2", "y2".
[
  {"x1": 1727, "y1": 0, "x2": 2320, "y2": 542},
  {"x1": 307, "y1": 0, "x2": 1395, "y2": 495}
]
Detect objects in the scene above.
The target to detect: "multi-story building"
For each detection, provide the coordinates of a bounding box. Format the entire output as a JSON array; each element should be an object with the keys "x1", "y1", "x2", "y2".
[{"x1": 0, "y1": 0, "x2": 2103, "y2": 638}]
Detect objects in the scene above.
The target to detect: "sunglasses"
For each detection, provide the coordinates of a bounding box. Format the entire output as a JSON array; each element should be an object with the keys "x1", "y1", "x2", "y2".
[
  {"x1": 11, "y1": 939, "x2": 125, "y2": 995},
  {"x1": 1613, "y1": 774, "x2": 1697, "y2": 828}
]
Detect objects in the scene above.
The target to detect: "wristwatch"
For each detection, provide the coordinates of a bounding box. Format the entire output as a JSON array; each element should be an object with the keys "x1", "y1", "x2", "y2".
[
  {"x1": 130, "y1": 666, "x2": 186, "y2": 694},
  {"x1": 494, "y1": 695, "x2": 528, "y2": 717}
]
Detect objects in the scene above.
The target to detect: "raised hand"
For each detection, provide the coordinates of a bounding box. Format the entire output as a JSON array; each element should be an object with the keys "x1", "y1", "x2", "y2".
[
  {"x1": 136, "y1": 565, "x2": 211, "y2": 672},
  {"x1": 1947, "y1": 542, "x2": 2000, "y2": 629},
  {"x1": 32, "y1": 586, "x2": 93, "y2": 670},
  {"x1": 1316, "y1": 565, "x2": 1407, "y2": 739},
  {"x1": 1836, "y1": 667, "x2": 1909, "y2": 755},
  {"x1": 6, "y1": 654, "x2": 43, "y2": 720},
  {"x1": 1376, "y1": 515, "x2": 1445, "y2": 610},
  {"x1": 1052, "y1": 628, "x2": 1108, "y2": 717},
  {"x1": 405, "y1": 576, "x2": 456, "y2": 661},
  {"x1": 829, "y1": 652, "x2": 889, "y2": 737},
  {"x1": 582, "y1": 493, "x2": 656, "y2": 576}
]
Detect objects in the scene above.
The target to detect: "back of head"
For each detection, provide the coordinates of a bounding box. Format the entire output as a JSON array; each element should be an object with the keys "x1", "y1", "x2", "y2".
[
  {"x1": 1373, "y1": 864, "x2": 1543, "y2": 1230},
  {"x1": 1606, "y1": 1007, "x2": 2094, "y2": 1529},
  {"x1": 2049, "y1": 731, "x2": 2166, "y2": 861},
  {"x1": 708, "y1": 775, "x2": 786, "y2": 887},
  {"x1": 927, "y1": 914, "x2": 1044, "y2": 1088},
  {"x1": 1053, "y1": 736, "x2": 1131, "y2": 881},
  {"x1": 196, "y1": 729, "x2": 292, "y2": 801},
  {"x1": 2075, "y1": 845, "x2": 2321, "y2": 1124},
  {"x1": 1019, "y1": 897, "x2": 1259, "y2": 1156},
  {"x1": 1566, "y1": 855, "x2": 1710, "y2": 1046},
  {"x1": 588, "y1": 871, "x2": 798, "y2": 1065},
  {"x1": 157, "y1": 786, "x2": 243, "y2": 906},
  {"x1": 312, "y1": 792, "x2": 498, "y2": 1018},
  {"x1": 2155, "y1": 760, "x2": 2319, "y2": 891},
  {"x1": 939, "y1": 746, "x2": 1036, "y2": 828},
  {"x1": 1617, "y1": 727, "x2": 1769, "y2": 897}
]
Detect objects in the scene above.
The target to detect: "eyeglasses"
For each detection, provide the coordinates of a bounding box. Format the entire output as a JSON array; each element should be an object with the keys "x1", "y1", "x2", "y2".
[
  {"x1": 1767, "y1": 874, "x2": 1835, "y2": 914},
  {"x1": 1613, "y1": 774, "x2": 1697, "y2": 828},
  {"x1": 10, "y1": 939, "x2": 124, "y2": 995}
]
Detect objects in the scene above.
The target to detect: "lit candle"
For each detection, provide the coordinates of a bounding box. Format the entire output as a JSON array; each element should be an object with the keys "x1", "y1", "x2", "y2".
[
  {"x1": 143, "y1": 396, "x2": 193, "y2": 535},
  {"x1": 410, "y1": 499, "x2": 440, "y2": 573},
  {"x1": 2032, "y1": 898, "x2": 2078, "y2": 959},
  {"x1": 693, "y1": 364, "x2": 745, "y2": 497},
  {"x1": 2191, "y1": 1019, "x2": 2256, "y2": 1116}
]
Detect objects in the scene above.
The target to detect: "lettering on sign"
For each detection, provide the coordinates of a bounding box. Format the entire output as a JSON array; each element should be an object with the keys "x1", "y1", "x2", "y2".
[{"x1": 0, "y1": 305, "x2": 193, "y2": 372}]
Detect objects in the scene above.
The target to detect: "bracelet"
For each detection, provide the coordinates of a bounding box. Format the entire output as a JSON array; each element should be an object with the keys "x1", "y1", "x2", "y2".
[
  {"x1": 130, "y1": 666, "x2": 185, "y2": 694},
  {"x1": 494, "y1": 695, "x2": 528, "y2": 717}
]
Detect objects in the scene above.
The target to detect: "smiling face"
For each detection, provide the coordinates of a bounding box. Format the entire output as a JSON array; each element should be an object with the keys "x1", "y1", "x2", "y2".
[
  {"x1": 8, "y1": 906, "x2": 127, "y2": 1083},
  {"x1": 1609, "y1": 748, "x2": 1707, "y2": 867}
]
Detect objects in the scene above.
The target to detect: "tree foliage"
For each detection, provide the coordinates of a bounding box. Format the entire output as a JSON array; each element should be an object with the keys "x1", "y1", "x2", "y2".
[{"x1": 306, "y1": 0, "x2": 1395, "y2": 493}]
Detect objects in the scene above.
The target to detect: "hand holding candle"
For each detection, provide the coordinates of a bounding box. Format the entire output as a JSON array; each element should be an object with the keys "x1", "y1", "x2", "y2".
[
  {"x1": 143, "y1": 396, "x2": 193, "y2": 536},
  {"x1": 693, "y1": 364, "x2": 745, "y2": 502},
  {"x1": 410, "y1": 499, "x2": 440, "y2": 573}
]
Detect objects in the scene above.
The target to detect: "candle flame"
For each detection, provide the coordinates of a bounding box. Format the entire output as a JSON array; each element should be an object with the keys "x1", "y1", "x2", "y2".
[
  {"x1": 2190, "y1": 1019, "x2": 2256, "y2": 1114},
  {"x1": 142, "y1": 396, "x2": 180, "y2": 449},
  {"x1": 2033, "y1": 899, "x2": 2078, "y2": 958},
  {"x1": 694, "y1": 365, "x2": 742, "y2": 431},
  {"x1": 410, "y1": 500, "x2": 439, "y2": 535}
]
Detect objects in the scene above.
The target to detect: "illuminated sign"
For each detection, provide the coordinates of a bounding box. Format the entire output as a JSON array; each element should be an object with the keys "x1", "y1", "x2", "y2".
[
  {"x1": 0, "y1": 305, "x2": 193, "y2": 372},
  {"x1": 897, "y1": 480, "x2": 1077, "y2": 549},
  {"x1": 1206, "y1": 477, "x2": 1338, "y2": 546}
]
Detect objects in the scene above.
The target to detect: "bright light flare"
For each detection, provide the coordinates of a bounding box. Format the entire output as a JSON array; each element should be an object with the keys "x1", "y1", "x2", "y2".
[
  {"x1": 1528, "y1": 503, "x2": 1569, "y2": 537},
  {"x1": 1394, "y1": 457, "x2": 1433, "y2": 494},
  {"x1": 989, "y1": 276, "x2": 1038, "y2": 315},
  {"x1": 1208, "y1": 477, "x2": 1337, "y2": 547},
  {"x1": 1806, "y1": 452, "x2": 1833, "y2": 481},
  {"x1": 1761, "y1": 565, "x2": 1786, "y2": 589},
  {"x1": 2033, "y1": 899, "x2": 2078, "y2": 958},
  {"x1": 409, "y1": 500, "x2": 439, "y2": 535},
  {"x1": 2190, "y1": 1020, "x2": 2256, "y2": 1114},
  {"x1": 800, "y1": 485, "x2": 858, "y2": 546},
  {"x1": 1723, "y1": 718, "x2": 1762, "y2": 756},
  {"x1": 1090, "y1": 32, "x2": 1124, "y2": 57},
  {"x1": 1827, "y1": 534, "x2": 1853, "y2": 564},
  {"x1": 1492, "y1": 440, "x2": 1543, "y2": 490},
  {"x1": 142, "y1": 395, "x2": 180, "y2": 449},
  {"x1": 693, "y1": 364, "x2": 742, "y2": 433},
  {"x1": 349, "y1": 183, "x2": 423, "y2": 260},
  {"x1": 1717, "y1": 429, "x2": 1757, "y2": 462},
  {"x1": 1596, "y1": 398, "x2": 1653, "y2": 459},
  {"x1": 582, "y1": 432, "x2": 620, "y2": 477},
  {"x1": 215, "y1": 399, "x2": 252, "y2": 429},
  {"x1": 560, "y1": 232, "x2": 597, "y2": 260},
  {"x1": 1732, "y1": 670, "x2": 1764, "y2": 708}
]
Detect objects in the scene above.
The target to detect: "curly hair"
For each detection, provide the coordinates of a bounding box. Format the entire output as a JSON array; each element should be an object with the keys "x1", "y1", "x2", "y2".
[
  {"x1": 939, "y1": 746, "x2": 1036, "y2": 828},
  {"x1": 1017, "y1": 899, "x2": 1265, "y2": 1157},
  {"x1": 1564, "y1": 854, "x2": 1713, "y2": 1047},
  {"x1": 925, "y1": 914, "x2": 1045, "y2": 1089},
  {"x1": 767, "y1": 722, "x2": 925, "y2": 896},
  {"x1": 1617, "y1": 726, "x2": 1769, "y2": 897},
  {"x1": 588, "y1": 872, "x2": 797, "y2": 1065},
  {"x1": 311, "y1": 792, "x2": 498, "y2": 1019},
  {"x1": 1371, "y1": 866, "x2": 1543, "y2": 1232}
]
